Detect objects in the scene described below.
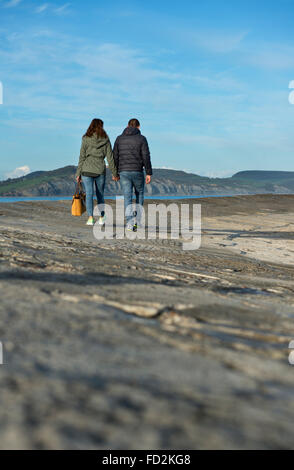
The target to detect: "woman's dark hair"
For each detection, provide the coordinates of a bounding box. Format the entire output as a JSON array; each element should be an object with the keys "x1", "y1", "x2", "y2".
[
  {"x1": 128, "y1": 118, "x2": 140, "y2": 128},
  {"x1": 84, "y1": 119, "x2": 108, "y2": 138}
]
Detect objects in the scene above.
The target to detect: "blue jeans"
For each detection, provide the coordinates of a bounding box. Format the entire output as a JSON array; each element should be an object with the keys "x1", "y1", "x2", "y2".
[
  {"x1": 120, "y1": 171, "x2": 145, "y2": 225},
  {"x1": 82, "y1": 174, "x2": 105, "y2": 217}
]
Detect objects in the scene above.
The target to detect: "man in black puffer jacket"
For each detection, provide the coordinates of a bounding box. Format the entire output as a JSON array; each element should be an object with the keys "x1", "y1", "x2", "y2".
[{"x1": 113, "y1": 118, "x2": 152, "y2": 231}]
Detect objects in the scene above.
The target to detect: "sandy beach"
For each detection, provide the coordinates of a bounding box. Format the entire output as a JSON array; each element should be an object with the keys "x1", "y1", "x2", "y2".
[{"x1": 0, "y1": 194, "x2": 294, "y2": 449}]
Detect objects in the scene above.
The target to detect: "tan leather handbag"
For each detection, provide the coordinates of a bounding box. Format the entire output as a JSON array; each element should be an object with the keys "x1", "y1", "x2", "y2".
[{"x1": 71, "y1": 182, "x2": 86, "y2": 216}]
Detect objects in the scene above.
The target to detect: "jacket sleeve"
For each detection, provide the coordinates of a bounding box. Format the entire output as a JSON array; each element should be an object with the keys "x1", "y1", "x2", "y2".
[
  {"x1": 76, "y1": 138, "x2": 87, "y2": 177},
  {"x1": 113, "y1": 137, "x2": 119, "y2": 171},
  {"x1": 141, "y1": 137, "x2": 152, "y2": 175},
  {"x1": 105, "y1": 139, "x2": 118, "y2": 177}
]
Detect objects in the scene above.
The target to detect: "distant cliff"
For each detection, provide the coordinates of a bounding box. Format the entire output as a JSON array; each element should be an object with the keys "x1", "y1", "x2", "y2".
[{"x1": 1, "y1": 166, "x2": 294, "y2": 197}]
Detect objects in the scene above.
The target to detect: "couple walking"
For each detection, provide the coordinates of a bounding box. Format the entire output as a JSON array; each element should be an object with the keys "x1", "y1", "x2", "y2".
[{"x1": 76, "y1": 118, "x2": 152, "y2": 231}]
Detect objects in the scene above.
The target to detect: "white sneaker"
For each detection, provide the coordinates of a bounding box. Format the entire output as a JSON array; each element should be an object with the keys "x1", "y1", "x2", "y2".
[
  {"x1": 99, "y1": 215, "x2": 106, "y2": 226},
  {"x1": 86, "y1": 217, "x2": 95, "y2": 226}
]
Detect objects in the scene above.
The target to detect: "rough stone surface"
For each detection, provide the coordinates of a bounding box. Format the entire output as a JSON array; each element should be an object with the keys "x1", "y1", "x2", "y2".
[{"x1": 0, "y1": 195, "x2": 294, "y2": 449}]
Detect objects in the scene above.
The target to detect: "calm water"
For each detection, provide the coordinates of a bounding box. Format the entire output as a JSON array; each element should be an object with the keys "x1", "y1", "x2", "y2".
[{"x1": 0, "y1": 194, "x2": 241, "y2": 203}]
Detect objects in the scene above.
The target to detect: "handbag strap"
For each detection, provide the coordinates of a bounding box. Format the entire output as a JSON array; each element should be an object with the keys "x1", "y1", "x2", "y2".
[{"x1": 74, "y1": 181, "x2": 83, "y2": 196}]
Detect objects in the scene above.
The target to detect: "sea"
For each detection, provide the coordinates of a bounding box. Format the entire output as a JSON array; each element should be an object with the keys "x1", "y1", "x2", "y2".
[{"x1": 0, "y1": 194, "x2": 243, "y2": 203}]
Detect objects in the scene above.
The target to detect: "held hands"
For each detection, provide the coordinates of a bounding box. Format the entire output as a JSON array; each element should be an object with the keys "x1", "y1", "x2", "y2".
[
  {"x1": 145, "y1": 175, "x2": 151, "y2": 185},
  {"x1": 76, "y1": 176, "x2": 81, "y2": 183},
  {"x1": 112, "y1": 175, "x2": 120, "y2": 182}
]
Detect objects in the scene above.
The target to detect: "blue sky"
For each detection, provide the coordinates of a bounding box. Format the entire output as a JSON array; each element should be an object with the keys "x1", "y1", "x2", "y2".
[{"x1": 0, "y1": 0, "x2": 294, "y2": 180}]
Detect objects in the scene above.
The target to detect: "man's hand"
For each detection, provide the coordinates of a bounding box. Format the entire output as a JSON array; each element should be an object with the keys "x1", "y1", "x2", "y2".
[
  {"x1": 145, "y1": 175, "x2": 151, "y2": 185},
  {"x1": 76, "y1": 176, "x2": 81, "y2": 183},
  {"x1": 112, "y1": 175, "x2": 120, "y2": 182}
]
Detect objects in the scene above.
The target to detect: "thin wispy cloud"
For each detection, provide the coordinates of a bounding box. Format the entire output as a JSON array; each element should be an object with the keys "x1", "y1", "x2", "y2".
[
  {"x1": 0, "y1": 28, "x2": 291, "y2": 139},
  {"x1": 0, "y1": 1, "x2": 294, "y2": 176},
  {"x1": 3, "y1": 0, "x2": 22, "y2": 7},
  {"x1": 34, "y1": 2, "x2": 71, "y2": 16},
  {"x1": 191, "y1": 30, "x2": 248, "y2": 54},
  {"x1": 243, "y1": 43, "x2": 294, "y2": 70},
  {"x1": 35, "y1": 3, "x2": 49, "y2": 14},
  {"x1": 54, "y1": 2, "x2": 70, "y2": 15}
]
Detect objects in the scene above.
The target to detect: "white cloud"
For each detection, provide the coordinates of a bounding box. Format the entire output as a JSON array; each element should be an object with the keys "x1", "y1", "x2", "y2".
[
  {"x1": 35, "y1": 3, "x2": 49, "y2": 14},
  {"x1": 54, "y1": 3, "x2": 70, "y2": 15},
  {"x1": 0, "y1": 29, "x2": 288, "y2": 151},
  {"x1": 1, "y1": 26, "x2": 293, "y2": 176},
  {"x1": 156, "y1": 166, "x2": 183, "y2": 171},
  {"x1": 5, "y1": 165, "x2": 31, "y2": 179},
  {"x1": 243, "y1": 43, "x2": 294, "y2": 70},
  {"x1": 3, "y1": 0, "x2": 22, "y2": 7},
  {"x1": 203, "y1": 170, "x2": 235, "y2": 178},
  {"x1": 74, "y1": 43, "x2": 179, "y2": 84},
  {"x1": 167, "y1": 22, "x2": 248, "y2": 55},
  {"x1": 191, "y1": 30, "x2": 248, "y2": 54}
]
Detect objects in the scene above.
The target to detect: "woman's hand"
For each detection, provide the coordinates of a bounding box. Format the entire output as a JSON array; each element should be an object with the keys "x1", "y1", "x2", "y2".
[
  {"x1": 76, "y1": 176, "x2": 81, "y2": 183},
  {"x1": 112, "y1": 175, "x2": 120, "y2": 182},
  {"x1": 145, "y1": 175, "x2": 151, "y2": 185}
]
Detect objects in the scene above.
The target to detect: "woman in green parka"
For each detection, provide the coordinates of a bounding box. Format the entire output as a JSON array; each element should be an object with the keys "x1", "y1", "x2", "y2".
[{"x1": 76, "y1": 119, "x2": 119, "y2": 226}]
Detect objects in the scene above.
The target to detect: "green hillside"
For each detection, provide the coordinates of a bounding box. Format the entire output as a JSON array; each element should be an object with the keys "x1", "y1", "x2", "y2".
[
  {"x1": 0, "y1": 166, "x2": 76, "y2": 195},
  {"x1": 1, "y1": 166, "x2": 294, "y2": 196},
  {"x1": 233, "y1": 170, "x2": 294, "y2": 181}
]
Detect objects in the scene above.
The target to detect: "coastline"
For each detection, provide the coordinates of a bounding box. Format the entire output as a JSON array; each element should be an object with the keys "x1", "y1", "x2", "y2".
[{"x1": 0, "y1": 193, "x2": 266, "y2": 203}]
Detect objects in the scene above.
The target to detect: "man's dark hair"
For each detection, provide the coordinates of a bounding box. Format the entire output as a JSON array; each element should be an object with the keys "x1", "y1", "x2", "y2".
[{"x1": 128, "y1": 118, "x2": 140, "y2": 128}]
